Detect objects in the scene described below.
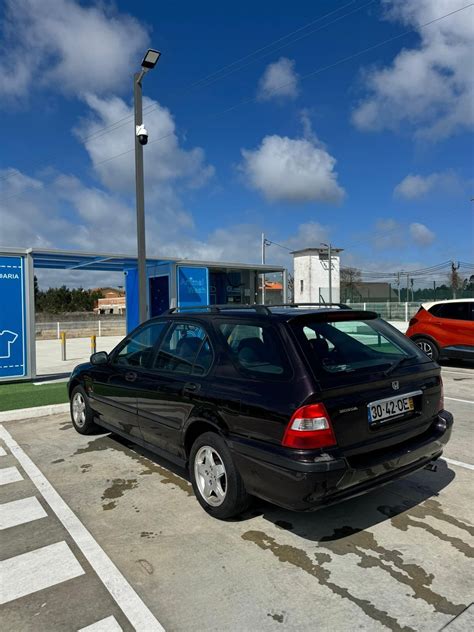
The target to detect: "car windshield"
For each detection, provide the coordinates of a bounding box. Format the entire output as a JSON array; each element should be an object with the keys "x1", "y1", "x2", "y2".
[{"x1": 293, "y1": 318, "x2": 425, "y2": 386}]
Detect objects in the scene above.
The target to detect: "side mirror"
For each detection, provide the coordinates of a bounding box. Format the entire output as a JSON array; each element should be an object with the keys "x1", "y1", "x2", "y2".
[{"x1": 90, "y1": 351, "x2": 109, "y2": 365}]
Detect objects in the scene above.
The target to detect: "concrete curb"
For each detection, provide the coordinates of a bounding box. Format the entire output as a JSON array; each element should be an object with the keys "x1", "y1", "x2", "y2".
[{"x1": 0, "y1": 403, "x2": 69, "y2": 423}]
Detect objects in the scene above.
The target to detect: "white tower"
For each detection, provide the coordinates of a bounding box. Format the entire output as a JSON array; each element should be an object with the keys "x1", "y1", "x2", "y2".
[{"x1": 292, "y1": 247, "x2": 343, "y2": 304}]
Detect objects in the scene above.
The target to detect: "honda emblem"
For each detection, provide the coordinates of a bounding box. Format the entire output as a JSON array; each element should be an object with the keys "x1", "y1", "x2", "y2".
[{"x1": 392, "y1": 381, "x2": 400, "y2": 391}]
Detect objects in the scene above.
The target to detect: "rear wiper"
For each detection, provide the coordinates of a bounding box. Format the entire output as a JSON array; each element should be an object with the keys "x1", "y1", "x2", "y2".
[{"x1": 384, "y1": 355, "x2": 416, "y2": 376}]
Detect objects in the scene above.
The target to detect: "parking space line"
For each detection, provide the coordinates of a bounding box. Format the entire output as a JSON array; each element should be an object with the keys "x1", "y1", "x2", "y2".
[
  {"x1": 0, "y1": 541, "x2": 85, "y2": 605},
  {"x1": 442, "y1": 457, "x2": 474, "y2": 471},
  {"x1": 0, "y1": 447, "x2": 6, "y2": 457},
  {"x1": 0, "y1": 465, "x2": 23, "y2": 486},
  {"x1": 0, "y1": 496, "x2": 47, "y2": 530},
  {"x1": 0, "y1": 424, "x2": 165, "y2": 632},
  {"x1": 445, "y1": 396, "x2": 474, "y2": 404},
  {"x1": 78, "y1": 616, "x2": 123, "y2": 632}
]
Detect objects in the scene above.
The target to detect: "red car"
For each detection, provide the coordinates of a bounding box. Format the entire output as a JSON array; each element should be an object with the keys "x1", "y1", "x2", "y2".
[{"x1": 406, "y1": 299, "x2": 474, "y2": 362}]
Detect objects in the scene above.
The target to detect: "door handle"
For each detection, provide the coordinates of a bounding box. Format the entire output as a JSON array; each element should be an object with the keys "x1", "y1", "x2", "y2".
[
  {"x1": 183, "y1": 382, "x2": 200, "y2": 394},
  {"x1": 125, "y1": 371, "x2": 137, "y2": 382}
]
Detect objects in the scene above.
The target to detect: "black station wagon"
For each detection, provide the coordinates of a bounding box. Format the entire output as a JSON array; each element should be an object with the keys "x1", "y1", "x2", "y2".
[{"x1": 68, "y1": 304, "x2": 453, "y2": 519}]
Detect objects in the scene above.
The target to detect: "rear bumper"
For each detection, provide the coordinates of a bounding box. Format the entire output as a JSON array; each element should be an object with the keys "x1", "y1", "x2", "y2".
[{"x1": 229, "y1": 411, "x2": 453, "y2": 511}]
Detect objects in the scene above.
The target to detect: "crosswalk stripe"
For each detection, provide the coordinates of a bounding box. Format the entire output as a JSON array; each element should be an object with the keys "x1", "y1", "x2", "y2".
[
  {"x1": 0, "y1": 541, "x2": 85, "y2": 605},
  {"x1": 0, "y1": 424, "x2": 165, "y2": 631},
  {"x1": 0, "y1": 496, "x2": 47, "y2": 530},
  {"x1": 0, "y1": 447, "x2": 6, "y2": 456},
  {"x1": 78, "y1": 616, "x2": 123, "y2": 632},
  {"x1": 0, "y1": 466, "x2": 23, "y2": 486}
]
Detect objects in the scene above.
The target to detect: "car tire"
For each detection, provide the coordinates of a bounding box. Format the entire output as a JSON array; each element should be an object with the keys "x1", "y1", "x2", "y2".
[
  {"x1": 415, "y1": 337, "x2": 439, "y2": 362},
  {"x1": 70, "y1": 385, "x2": 100, "y2": 435},
  {"x1": 189, "y1": 431, "x2": 250, "y2": 520}
]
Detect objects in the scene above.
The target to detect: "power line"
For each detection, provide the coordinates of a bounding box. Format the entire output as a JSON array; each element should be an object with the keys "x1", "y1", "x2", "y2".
[
  {"x1": 2, "y1": 2, "x2": 473, "y2": 201},
  {"x1": 1, "y1": 1, "x2": 363, "y2": 185},
  {"x1": 43, "y1": 3, "x2": 369, "y2": 148}
]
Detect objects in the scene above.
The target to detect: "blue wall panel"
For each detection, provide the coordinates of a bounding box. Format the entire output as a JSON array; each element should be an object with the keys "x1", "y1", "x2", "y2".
[
  {"x1": 125, "y1": 268, "x2": 139, "y2": 333},
  {"x1": 0, "y1": 256, "x2": 27, "y2": 379}
]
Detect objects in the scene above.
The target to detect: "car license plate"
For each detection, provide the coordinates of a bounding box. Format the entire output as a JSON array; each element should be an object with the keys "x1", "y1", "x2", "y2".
[{"x1": 368, "y1": 395, "x2": 414, "y2": 424}]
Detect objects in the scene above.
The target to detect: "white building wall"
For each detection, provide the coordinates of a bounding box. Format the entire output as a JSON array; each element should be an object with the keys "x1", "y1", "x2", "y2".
[{"x1": 293, "y1": 251, "x2": 341, "y2": 303}]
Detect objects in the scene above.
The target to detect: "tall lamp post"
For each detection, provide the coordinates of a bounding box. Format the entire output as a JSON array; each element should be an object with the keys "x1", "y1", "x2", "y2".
[
  {"x1": 134, "y1": 48, "x2": 161, "y2": 324},
  {"x1": 321, "y1": 242, "x2": 332, "y2": 304}
]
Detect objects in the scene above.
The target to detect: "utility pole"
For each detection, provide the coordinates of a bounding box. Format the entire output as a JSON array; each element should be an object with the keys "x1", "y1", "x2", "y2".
[
  {"x1": 396, "y1": 272, "x2": 401, "y2": 303},
  {"x1": 451, "y1": 260, "x2": 461, "y2": 299},
  {"x1": 261, "y1": 232, "x2": 266, "y2": 305},
  {"x1": 406, "y1": 273, "x2": 410, "y2": 303}
]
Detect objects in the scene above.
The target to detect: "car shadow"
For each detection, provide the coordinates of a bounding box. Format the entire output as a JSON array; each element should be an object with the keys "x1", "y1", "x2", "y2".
[
  {"x1": 108, "y1": 431, "x2": 456, "y2": 543},
  {"x1": 244, "y1": 460, "x2": 456, "y2": 542},
  {"x1": 440, "y1": 358, "x2": 474, "y2": 369}
]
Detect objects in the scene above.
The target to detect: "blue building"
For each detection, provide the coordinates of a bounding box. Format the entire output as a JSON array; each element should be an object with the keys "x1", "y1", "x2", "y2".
[{"x1": 0, "y1": 247, "x2": 287, "y2": 381}]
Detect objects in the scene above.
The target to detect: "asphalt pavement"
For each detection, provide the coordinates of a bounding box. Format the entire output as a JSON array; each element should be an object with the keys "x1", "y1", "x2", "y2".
[{"x1": 1, "y1": 363, "x2": 473, "y2": 631}]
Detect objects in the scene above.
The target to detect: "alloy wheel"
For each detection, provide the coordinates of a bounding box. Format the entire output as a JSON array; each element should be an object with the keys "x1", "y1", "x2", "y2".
[
  {"x1": 417, "y1": 340, "x2": 433, "y2": 359},
  {"x1": 72, "y1": 392, "x2": 87, "y2": 427},
  {"x1": 194, "y1": 446, "x2": 227, "y2": 507}
]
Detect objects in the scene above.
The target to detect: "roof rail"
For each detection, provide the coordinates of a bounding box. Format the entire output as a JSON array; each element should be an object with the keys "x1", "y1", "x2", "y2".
[
  {"x1": 269, "y1": 302, "x2": 351, "y2": 309},
  {"x1": 165, "y1": 304, "x2": 272, "y2": 315}
]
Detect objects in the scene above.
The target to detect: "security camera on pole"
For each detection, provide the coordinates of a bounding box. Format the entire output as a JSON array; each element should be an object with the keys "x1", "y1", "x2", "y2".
[{"x1": 134, "y1": 48, "x2": 161, "y2": 324}]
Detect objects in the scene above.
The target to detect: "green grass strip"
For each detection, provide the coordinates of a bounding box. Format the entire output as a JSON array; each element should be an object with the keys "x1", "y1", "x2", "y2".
[{"x1": 0, "y1": 382, "x2": 69, "y2": 412}]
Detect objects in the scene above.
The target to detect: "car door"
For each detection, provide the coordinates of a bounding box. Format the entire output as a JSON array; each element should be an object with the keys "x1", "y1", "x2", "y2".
[
  {"x1": 90, "y1": 320, "x2": 168, "y2": 438},
  {"x1": 136, "y1": 321, "x2": 214, "y2": 459},
  {"x1": 430, "y1": 302, "x2": 473, "y2": 350}
]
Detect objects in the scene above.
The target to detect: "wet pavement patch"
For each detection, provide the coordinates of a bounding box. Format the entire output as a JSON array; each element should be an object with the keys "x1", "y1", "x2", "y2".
[
  {"x1": 378, "y1": 499, "x2": 474, "y2": 558},
  {"x1": 101, "y1": 478, "x2": 138, "y2": 510},
  {"x1": 319, "y1": 524, "x2": 466, "y2": 616},
  {"x1": 243, "y1": 529, "x2": 420, "y2": 632},
  {"x1": 267, "y1": 612, "x2": 285, "y2": 623},
  {"x1": 72, "y1": 436, "x2": 193, "y2": 496}
]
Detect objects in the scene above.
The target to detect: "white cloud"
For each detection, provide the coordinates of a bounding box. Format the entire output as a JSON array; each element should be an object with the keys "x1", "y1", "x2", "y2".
[
  {"x1": 240, "y1": 134, "x2": 345, "y2": 204},
  {"x1": 352, "y1": 0, "x2": 474, "y2": 140},
  {"x1": 394, "y1": 174, "x2": 437, "y2": 199},
  {"x1": 75, "y1": 94, "x2": 214, "y2": 194},
  {"x1": 257, "y1": 57, "x2": 299, "y2": 102},
  {"x1": 409, "y1": 222, "x2": 435, "y2": 246},
  {"x1": 0, "y1": 0, "x2": 148, "y2": 100},
  {"x1": 394, "y1": 171, "x2": 462, "y2": 199}
]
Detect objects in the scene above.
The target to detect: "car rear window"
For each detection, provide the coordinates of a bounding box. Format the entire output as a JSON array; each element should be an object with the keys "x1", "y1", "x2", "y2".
[
  {"x1": 218, "y1": 321, "x2": 289, "y2": 377},
  {"x1": 292, "y1": 318, "x2": 427, "y2": 386}
]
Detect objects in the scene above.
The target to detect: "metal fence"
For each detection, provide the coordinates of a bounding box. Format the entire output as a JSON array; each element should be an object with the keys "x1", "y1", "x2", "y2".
[
  {"x1": 346, "y1": 302, "x2": 421, "y2": 321},
  {"x1": 35, "y1": 318, "x2": 126, "y2": 339}
]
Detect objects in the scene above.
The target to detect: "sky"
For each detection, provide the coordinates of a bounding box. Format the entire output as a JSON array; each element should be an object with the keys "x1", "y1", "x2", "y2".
[{"x1": 0, "y1": 0, "x2": 473, "y2": 288}]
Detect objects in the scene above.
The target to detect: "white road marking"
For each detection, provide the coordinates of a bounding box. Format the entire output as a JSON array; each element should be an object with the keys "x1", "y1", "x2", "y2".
[
  {"x1": 441, "y1": 369, "x2": 474, "y2": 376},
  {"x1": 0, "y1": 424, "x2": 165, "y2": 632},
  {"x1": 78, "y1": 616, "x2": 123, "y2": 632},
  {"x1": 0, "y1": 496, "x2": 47, "y2": 530},
  {"x1": 442, "y1": 602, "x2": 474, "y2": 631},
  {"x1": 0, "y1": 541, "x2": 85, "y2": 605},
  {"x1": 442, "y1": 457, "x2": 474, "y2": 471},
  {"x1": 0, "y1": 447, "x2": 6, "y2": 456},
  {"x1": 445, "y1": 396, "x2": 474, "y2": 404},
  {"x1": 0, "y1": 465, "x2": 23, "y2": 485}
]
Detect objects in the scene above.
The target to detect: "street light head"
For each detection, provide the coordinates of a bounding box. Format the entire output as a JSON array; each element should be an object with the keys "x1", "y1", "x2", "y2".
[{"x1": 141, "y1": 49, "x2": 161, "y2": 70}]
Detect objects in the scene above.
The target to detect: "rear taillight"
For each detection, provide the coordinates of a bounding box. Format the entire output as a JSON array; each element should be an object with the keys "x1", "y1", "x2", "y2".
[
  {"x1": 282, "y1": 403, "x2": 337, "y2": 449},
  {"x1": 409, "y1": 317, "x2": 418, "y2": 327},
  {"x1": 439, "y1": 377, "x2": 444, "y2": 412}
]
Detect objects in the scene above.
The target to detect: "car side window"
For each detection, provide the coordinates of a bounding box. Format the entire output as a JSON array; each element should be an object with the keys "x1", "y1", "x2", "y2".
[
  {"x1": 154, "y1": 323, "x2": 213, "y2": 376},
  {"x1": 114, "y1": 321, "x2": 167, "y2": 368},
  {"x1": 218, "y1": 321, "x2": 288, "y2": 376},
  {"x1": 430, "y1": 303, "x2": 470, "y2": 320}
]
